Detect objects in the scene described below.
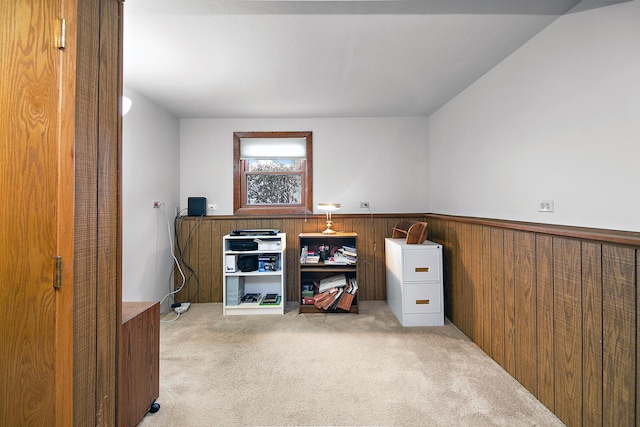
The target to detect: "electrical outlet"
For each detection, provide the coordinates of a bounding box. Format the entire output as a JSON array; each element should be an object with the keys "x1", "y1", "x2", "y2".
[
  {"x1": 538, "y1": 200, "x2": 554, "y2": 212},
  {"x1": 360, "y1": 202, "x2": 369, "y2": 208},
  {"x1": 175, "y1": 206, "x2": 180, "y2": 216},
  {"x1": 153, "y1": 201, "x2": 161, "y2": 209},
  {"x1": 208, "y1": 203, "x2": 218, "y2": 212}
]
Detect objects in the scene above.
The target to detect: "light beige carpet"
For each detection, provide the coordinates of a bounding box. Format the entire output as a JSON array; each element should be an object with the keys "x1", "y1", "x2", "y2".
[{"x1": 138, "y1": 301, "x2": 564, "y2": 427}]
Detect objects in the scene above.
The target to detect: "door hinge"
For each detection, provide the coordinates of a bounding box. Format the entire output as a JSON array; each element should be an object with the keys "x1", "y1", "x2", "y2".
[
  {"x1": 54, "y1": 256, "x2": 62, "y2": 289},
  {"x1": 58, "y1": 18, "x2": 66, "y2": 50}
]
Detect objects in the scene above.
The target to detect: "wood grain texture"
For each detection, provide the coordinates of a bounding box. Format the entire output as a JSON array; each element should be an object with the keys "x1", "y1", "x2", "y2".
[
  {"x1": 514, "y1": 231, "x2": 537, "y2": 395},
  {"x1": 174, "y1": 217, "x2": 200, "y2": 303},
  {"x1": 440, "y1": 220, "x2": 455, "y2": 319},
  {"x1": 0, "y1": 0, "x2": 60, "y2": 425},
  {"x1": 552, "y1": 237, "x2": 582, "y2": 426},
  {"x1": 197, "y1": 220, "x2": 213, "y2": 302},
  {"x1": 481, "y1": 226, "x2": 492, "y2": 355},
  {"x1": 57, "y1": 0, "x2": 79, "y2": 424},
  {"x1": 536, "y1": 234, "x2": 554, "y2": 411},
  {"x1": 503, "y1": 230, "x2": 516, "y2": 376},
  {"x1": 95, "y1": 1, "x2": 120, "y2": 423},
  {"x1": 602, "y1": 244, "x2": 635, "y2": 426},
  {"x1": 449, "y1": 222, "x2": 464, "y2": 328},
  {"x1": 74, "y1": 0, "x2": 101, "y2": 423},
  {"x1": 120, "y1": 302, "x2": 159, "y2": 427},
  {"x1": 581, "y1": 241, "x2": 603, "y2": 426},
  {"x1": 459, "y1": 222, "x2": 473, "y2": 338},
  {"x1": 470, "y1": 224, "x2": 484, "y2": 346},
  {"x1": 490, "y1": 228, "x2": 505, "y2": 367},
  {"x1": 74, "y1": 1, "x2": 121, "y2": 424},
  {"x1": 426, "y1": 213, "x2": 640, "y2": 247}
]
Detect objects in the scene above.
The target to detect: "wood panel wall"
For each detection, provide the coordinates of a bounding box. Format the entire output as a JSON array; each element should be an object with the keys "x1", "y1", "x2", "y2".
[
  {"x1": 74, "y1": 0, "x2": 122, "y2": 425},
  {"x1": 425, "y1": 214, "x2": 640, "y2": 427},
  {"x1": 173, "y1": 214, "x2": 427, "y2": 304}
]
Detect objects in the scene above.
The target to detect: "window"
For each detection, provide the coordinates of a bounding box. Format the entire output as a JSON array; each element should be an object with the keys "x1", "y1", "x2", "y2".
[{"x1": 233, "y1": 131, "x2": 313, "y2": 215}]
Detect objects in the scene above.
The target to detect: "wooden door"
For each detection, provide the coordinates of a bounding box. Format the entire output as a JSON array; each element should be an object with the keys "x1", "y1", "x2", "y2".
[{"x1": 0, "y1": 0, "x2": 74, "y2": 425}]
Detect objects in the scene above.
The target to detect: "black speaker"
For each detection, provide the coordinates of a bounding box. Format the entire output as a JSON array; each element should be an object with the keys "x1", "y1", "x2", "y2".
[{"x1": 187, "y1": 197, "x2": 206, "y2": 216}]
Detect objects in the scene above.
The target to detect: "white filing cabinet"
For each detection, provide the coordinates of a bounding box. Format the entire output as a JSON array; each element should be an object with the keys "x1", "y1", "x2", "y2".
[{"x1": 385, "y1": 238, "x2": 444, "y2": 326}]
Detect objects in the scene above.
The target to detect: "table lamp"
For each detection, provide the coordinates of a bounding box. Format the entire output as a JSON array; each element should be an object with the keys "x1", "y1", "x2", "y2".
[{"x1": 317, "y1": 203, "x2": 341, "y2": 234}]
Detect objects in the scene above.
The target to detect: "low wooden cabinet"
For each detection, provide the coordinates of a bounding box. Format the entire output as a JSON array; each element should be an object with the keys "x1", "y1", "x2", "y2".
[{"x1": 120, "y1": 301, "x2": 160, "y2": 427}]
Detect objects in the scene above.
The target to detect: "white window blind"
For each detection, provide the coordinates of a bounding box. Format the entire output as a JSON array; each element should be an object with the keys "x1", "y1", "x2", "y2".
[{"x1": 239, "y1": 137, "x2": 307, "y2": 159}]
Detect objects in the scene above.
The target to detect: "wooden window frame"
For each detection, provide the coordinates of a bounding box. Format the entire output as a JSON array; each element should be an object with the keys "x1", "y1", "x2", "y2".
[{"x1": 233, "y1": 131, "x2": 313, "y2": 215}]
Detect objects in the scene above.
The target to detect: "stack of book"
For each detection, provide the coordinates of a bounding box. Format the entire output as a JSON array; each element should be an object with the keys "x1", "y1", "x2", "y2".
[
  {"x1": 259, "y1": 293, "x2": 281, "y2": 306},
  {"x1": 312, "y1": 274, "x2": 358, "y2": 311},
  {"x1": 324, "y1": 245, "x2": 357, "y2": 265},
  {"x1": 300, "y1": 245, "x2": 320, "y2": 264}
]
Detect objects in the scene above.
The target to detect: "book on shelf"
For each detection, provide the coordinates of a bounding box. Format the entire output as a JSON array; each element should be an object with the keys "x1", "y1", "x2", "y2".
[
  {"x1": 260, "y1": 294, "x2": 281, "y2": 305},
  {"x1": 318, "y1": 274, "x2": 347, "y2": 292},
  {"x1": 328, "y1": 287, "x2": 344, "y2": 310},
  {"x1": 262, "y1": 293, "x2": 278, "y2": 303},
  {"x1": 324, "y1": 254, "x2": 355, "y2": 265},
  {"x1": 300, "y1": 246, "x2": 320, "y2": 264},
  {"x1": 337, "y1": 278, "x2": 357, "y2": 311},
  {"x1": 241, "y1": 293, "x2": 262, "y2": 304},
  {"x1": 306, "y1": 254, "x2": 320, "y2": 263},
  {"x1": 313, "y1": 287, "x2": 338, "y2": 310},
  {"x1": 312, "y1": 275, "x2": 357, "y2": 311},
  {"x1": 341, "y1": 245, "x2": 357, "y2": 256}
]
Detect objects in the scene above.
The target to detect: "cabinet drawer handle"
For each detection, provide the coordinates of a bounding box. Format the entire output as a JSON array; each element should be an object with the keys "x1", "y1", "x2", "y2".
[
  {"x1": 416, "y1": 299, "x2": 430, "y2": 305},
  {"x1": 415, "y1": 267, "x2": 429, "y2": 272}
]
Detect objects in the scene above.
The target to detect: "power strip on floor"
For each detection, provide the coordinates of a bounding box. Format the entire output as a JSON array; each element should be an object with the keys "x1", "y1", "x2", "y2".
[{"x1": 174, "y1": 302, "x2": 190, "y2": 314}]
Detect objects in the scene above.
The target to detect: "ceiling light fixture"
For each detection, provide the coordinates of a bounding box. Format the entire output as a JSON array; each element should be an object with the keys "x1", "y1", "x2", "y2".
[{"x1": 122, "y1": 95, "x2": 132, "y2": 116}]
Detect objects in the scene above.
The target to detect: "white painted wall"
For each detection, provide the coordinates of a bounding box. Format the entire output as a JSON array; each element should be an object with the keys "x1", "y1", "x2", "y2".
[
  {"x1": 122, "y1": 86, "x2": 180, "y2": 311},
  {"x1": 429, "y1": 1, "x2": 640, "y2": 232},
  {"x1": 180, "y1": 117, "x2": 430, "y2": 215}
]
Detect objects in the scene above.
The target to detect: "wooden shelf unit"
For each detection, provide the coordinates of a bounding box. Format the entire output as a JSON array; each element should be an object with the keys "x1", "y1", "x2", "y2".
[{"x1": 298, "y1": 232, "x2": 359, "y2": 314}]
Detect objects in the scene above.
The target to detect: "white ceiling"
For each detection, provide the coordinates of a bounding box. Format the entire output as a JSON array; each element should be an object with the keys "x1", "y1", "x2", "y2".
[{"x1": 122, "y1": 0, "x2": 615, "y2": 119}]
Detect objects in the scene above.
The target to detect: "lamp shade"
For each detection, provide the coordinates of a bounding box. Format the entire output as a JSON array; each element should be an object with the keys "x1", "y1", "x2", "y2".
[{"x1": 317, "y1": 203, "x2": 341, "y2": 211}]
